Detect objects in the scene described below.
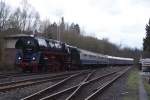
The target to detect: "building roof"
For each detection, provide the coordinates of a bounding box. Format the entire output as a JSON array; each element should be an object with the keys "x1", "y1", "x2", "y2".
[{"x1": 4, "y1": 34, "x2": 33, "y2": 39}]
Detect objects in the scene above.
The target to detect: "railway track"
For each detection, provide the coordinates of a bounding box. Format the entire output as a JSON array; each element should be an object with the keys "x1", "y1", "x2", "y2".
[
  {"x1": 20, "y1": 67, "x2": 130, "y2": 100},
  {"x1": 0, "y1": 72, "x2": 42, "y2": 79},
  {"x1": 0, "y1": 70, "x2": 90, "y2": 92},
  {"x1": 0, "y1": 69, "x2": 91, "y2": 80}
]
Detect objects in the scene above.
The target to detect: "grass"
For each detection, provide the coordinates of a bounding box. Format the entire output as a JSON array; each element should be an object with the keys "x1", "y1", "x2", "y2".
[
  {"x1": 124, "y1": 68, "x2": 139, "y2": 100},
  {"x1": 143, "y1": 77, "x2": 150, "y2": 99}
]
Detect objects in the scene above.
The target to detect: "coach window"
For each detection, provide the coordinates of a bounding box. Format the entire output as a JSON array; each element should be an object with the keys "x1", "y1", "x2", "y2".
[{"x1": 37, "y1": 38, "x2": 47, "y2": 47}]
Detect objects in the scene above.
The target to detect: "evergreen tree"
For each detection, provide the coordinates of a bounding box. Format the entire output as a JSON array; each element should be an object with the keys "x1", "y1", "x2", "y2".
[{"x1": 143, "y1": 19, "x2": 150, "y2": 57}]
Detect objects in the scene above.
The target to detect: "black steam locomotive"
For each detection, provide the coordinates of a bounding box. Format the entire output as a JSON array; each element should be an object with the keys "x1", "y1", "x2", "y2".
[{"x1": 15, "y1": 36, "x2": 133, "y2": 72}]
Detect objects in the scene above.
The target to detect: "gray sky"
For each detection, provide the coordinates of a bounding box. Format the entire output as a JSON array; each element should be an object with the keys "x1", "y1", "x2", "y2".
[{"x1": 5, "y1": 0, "x2": 150, "y2": 49}]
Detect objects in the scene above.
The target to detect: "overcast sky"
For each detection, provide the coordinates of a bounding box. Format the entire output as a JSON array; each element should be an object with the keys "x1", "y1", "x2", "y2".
[{"x1": 5, "y1": 0, "x2": 150, "y2": 49}]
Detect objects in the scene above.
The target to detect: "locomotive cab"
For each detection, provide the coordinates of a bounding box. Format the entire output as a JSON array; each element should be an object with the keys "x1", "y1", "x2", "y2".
[{"x1": 67, "y1": 46, "x2": 80, "y2": 69}]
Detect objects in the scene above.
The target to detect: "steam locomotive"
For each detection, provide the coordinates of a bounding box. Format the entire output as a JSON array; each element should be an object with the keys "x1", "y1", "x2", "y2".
[{"x1": 15, "y1": 36, "x2": 133, "y2": 72}]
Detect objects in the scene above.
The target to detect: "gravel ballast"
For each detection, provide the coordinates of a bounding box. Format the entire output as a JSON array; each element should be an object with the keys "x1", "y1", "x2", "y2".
[{"x1": 94, "y1": 68, "x2": 131, "y2": 100}]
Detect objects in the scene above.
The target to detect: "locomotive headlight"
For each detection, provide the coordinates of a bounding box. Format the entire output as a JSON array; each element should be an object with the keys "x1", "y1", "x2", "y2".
[
  {"x1": 18, "y1": 57, "x2": 21, "y2": 60},
  {"x1": 32, "y1": 57, "x2": 36, "y2": 60}
]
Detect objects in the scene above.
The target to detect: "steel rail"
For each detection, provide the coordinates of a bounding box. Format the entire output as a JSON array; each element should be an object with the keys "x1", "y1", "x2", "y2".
[
  {"x1": 0, "y1": 73, "x2": 42, "y2": 79},
  {"x1": 0, "y1": 70, "x2": 87, "y2": 86},
  {"x1": 0, "y1": 71, "x2": 84, "y2": 92},
  {"x1": 65, "y1": 70, "x2": 96, "y2": 100},
  {"x1": 0, "y1": 69, "x2": 89, "y2": 79},
  {"x1": 21, "y1": 70, "x2": 90, "y2": 100},
  {"x1": 0, "y1": 76, "x2": 68, "y2": 92},
  {"x1": 85, "y1": 67, "x2": 130, "y2": 100},
  {"x1": 40, "y1": 70, "x2": 119, "y2": 100}
]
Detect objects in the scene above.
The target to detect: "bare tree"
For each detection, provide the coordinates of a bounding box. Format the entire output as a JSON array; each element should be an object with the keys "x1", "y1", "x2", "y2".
[
  {"x1": 8, "y1": 8, "x2": 22, "y2": 30},
  {"x1": 32, "y1": 12, "x2": 40, "y2": 32},
  {"x1": 39, "y1": 19, "x2": 51, "y2": 33},
  {"x1": 0, "y1": 1, "x2": 10, "y2": 31}
]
